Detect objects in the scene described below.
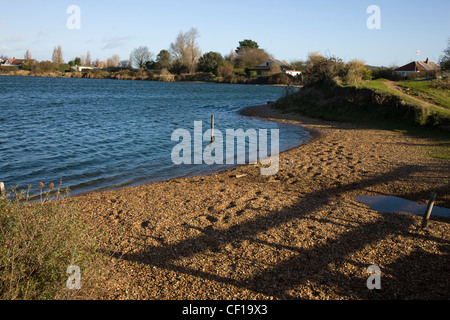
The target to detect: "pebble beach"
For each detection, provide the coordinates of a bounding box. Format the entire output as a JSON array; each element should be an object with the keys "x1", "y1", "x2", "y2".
[{"x1": 67, "y1": 104, "x2": 450, "y2": 300}]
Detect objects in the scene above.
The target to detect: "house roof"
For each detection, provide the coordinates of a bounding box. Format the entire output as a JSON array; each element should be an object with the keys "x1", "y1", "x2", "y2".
[
  {"x1": 251, "y1": 59, "x2": 290, "y2": 71},
  {"x1": 395, "y1": 59, "x2": 440, "y2": 72},
  {"x1": 3, "y1": 58, "x2": 25, "y2": 65}
]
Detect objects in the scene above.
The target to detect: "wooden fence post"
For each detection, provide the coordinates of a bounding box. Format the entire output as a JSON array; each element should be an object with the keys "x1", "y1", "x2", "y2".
[
  {"x1": 421, "y1": 192, "x2": 436, "y2": 229},
  {"x1": 211, "y1": 114, "x2": 215, "y2": 142}
]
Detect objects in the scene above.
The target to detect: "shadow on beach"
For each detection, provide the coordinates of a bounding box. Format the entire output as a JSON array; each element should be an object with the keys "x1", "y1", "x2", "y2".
[{"x1": 107, "y1": 162, "x2": 449, "y2": 299}]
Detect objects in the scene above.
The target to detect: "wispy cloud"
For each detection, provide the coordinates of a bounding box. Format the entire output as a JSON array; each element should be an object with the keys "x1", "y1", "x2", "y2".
[
  {"x1": 0, "y1": 45, "x2": 10, "y2": 56},
  {"x1": 101, "y1": 36, "x2": 132, "y2": 50},
  {"x1": 36, "y1": 30, "x2": 46, "y2": 38},
  {"x1": 31, "y1": 30, "x2": 46, "y2": 45},
  {"x1": 5, "y1": 35, "x2": 25, "y2": 43}
]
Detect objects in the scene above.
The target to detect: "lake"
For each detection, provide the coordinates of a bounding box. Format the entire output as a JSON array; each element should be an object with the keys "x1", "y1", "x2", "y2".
[{"x1": 0, "y1": 76, "x2": 309, "y2": 196}]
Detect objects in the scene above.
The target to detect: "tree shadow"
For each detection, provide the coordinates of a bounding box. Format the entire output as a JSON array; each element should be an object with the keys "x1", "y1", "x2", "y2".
[
  {"x1": 381, "y1": 241, "x2": 450, "y2": 299},
  {"x1": 396, "y1": 182, "x2": 450, "y2": 209},
  {"x1": 112, "y1": 163, "x2": 449, "y2": 299}
]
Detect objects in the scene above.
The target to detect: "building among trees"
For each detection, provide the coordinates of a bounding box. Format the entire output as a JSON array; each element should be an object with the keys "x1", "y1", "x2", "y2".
[
  {"x1": 394, "y1": 58, "x2": 440, "y2": 77},
  {"x1": 0, "y1": 58, "x2": 25, "y2": 68},
  {"x1": 250, "y1": 59, "x2": 301, "y2": 77}
]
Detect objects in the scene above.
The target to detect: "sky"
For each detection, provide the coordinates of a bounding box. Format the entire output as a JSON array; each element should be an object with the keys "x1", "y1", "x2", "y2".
[{"x1": 1, "y1": 0, "x2": 449, "y2": 67}]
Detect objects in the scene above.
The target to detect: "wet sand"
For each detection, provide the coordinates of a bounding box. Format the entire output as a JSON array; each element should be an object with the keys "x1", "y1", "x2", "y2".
[{"x1": 72, "y1": 104, "x2": 450, "y2": 300}]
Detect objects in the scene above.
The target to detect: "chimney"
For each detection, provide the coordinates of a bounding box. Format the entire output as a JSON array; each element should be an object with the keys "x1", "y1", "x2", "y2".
[{"x1": 425, "y1": 58, "x2": 429, "y2": 64}]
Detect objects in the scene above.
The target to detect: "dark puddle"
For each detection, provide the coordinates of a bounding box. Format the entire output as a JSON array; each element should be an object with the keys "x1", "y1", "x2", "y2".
[{"x1": 356, "y1": 195, "x2": 450, "y2": 218}]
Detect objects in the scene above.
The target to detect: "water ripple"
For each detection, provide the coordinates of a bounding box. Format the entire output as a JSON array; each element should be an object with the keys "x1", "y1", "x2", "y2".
[{"x1": 0, "y1": 76, "x2": 308, "y2": 196}]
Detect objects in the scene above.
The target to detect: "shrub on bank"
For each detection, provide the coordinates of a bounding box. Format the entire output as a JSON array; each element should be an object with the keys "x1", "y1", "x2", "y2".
[
  {"x1": 433, "y1": 78, "x2": 450, "y2": 90},
  {"x1": 273, "y1": 81, "x2": 450, "y2": 129},
  {"x1": 57, "y1": 64, "x2": 71, "y2": 73},
  {"x1": 30, "y1": 61, "x2": 58, "y2": 74},
  {"x1": 0, "y1": 184, "x2": 108, "y2": 299},
  {"x1": 0, "y1": 66, "x2": 18, "y2": 74}
]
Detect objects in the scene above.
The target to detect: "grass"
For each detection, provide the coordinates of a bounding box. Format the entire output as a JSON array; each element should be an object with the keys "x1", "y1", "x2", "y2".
[
  {"x1": 393, "y1": 126, "x2": 450, "y2": 160},
  {"x1": 355, "y1": 78, "x2": 394, "y2": 91},
  {"x1": 397, "y1": 80, "x2": 450, "y2": 110},
  {"x1": 357, "y1": 79, "x2": 450, "y2": 115},
  {"x1": 274, "y1": 80, "x2": 450, "y2": 160},
  {"x1": 427, "y1": 143, "x2": 450, "y2": 160},
  {"x1": 0, "y1": 182, "x2": 110, "y2": 299},
  {"x1": 356, "y1": 79, "x2": 426, "y2": 106}
]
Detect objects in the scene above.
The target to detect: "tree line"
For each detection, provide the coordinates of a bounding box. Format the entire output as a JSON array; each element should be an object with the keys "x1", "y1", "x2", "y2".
[
  {"x1": 4, "y1": 30, "x2": 450, "y2": 85},
  {"x1": 13, "y1": 28, "x2": 297, "y2": 82},
  {"x1": 123, "y1": 29, "x2": 284, "y2": 77}
]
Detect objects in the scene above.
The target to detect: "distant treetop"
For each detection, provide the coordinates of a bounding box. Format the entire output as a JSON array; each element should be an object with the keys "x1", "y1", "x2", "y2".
[{"x1": 236, "y1": 40, "x2": 259, "y2": 53}]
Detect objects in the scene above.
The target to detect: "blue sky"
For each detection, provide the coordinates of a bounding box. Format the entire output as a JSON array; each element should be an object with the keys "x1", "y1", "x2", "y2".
[{"x1": 1, "y1": 0, "x2": 449, "y2": 67}]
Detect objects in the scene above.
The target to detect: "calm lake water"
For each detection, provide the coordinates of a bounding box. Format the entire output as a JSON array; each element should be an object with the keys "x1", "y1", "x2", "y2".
[{"x1": 0, "y1": 75, "x2": 309, "y2": 196}]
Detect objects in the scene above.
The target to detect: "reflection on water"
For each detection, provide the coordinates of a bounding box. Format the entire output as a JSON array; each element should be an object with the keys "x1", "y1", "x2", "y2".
[{"x1": 356, "y1": 195, "x2": 450, "y2": 218}]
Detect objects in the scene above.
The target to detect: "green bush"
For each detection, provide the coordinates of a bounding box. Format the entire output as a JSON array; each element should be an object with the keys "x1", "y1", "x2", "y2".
[
  {"x1": 433, "y1": 78, "x2": 450, "y2": 90},
  {"x1": 371, "y1": 68, "x2": 402, "y2": 81},
  {"x1": 406, "y1": 71, "x2": 438, "y2": 80},
  {"x1": 197, "y1": 52, "x2": 225, "y2": 75},
  {"x1": 303, "y1": 52, "x2": 346, "y2": 85},
  {"x1": 57, "y1": 64, "x2": 71, "y2": 73},
  {"x1": 30, "y1": 61, "x2": 58, "y2": 73},
  {"x1": 268, "y1": 73, "x2": 293, "y2": 85},
  {"x1": 0, "y1": 66, "x2": 16, "y2": 74},
  {"x1": 248, "y1": 70, "x2": 257, "y2": 78}
]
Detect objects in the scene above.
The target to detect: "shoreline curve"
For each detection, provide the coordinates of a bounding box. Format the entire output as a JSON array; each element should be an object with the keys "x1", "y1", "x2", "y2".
[{"x1": 68, "y1": 103, "x2": 450, "y2": 300}]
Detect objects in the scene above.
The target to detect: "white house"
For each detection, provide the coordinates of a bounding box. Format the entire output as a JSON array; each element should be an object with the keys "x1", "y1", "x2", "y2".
[
  {"x1": 283, "y1": 70, "x2": 302, "y2": 77},
  {"x1": 0, "y1": 58, "x2": 25, "y2": 68},
  {"x1": 71, "y1": 65, "x2": 95, "y2": 72},
  {"x1": 250, "y1": 59, "x2": 301, "y2": 77}
]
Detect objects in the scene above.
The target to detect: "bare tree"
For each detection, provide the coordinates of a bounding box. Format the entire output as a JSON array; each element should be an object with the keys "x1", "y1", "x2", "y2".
[
  {"x1": 92, "y1": 58, "x2": 101, "y2": 68},
  {"x1": 169, "y1": 27, "x2": 202, "y2": 73},
  {"x1": 345, "y1": 59, "x2": 367, "y2": 85},
  {"x1": 85, "y1": 51, "x2": 91, "y2": 66},
  {"x1": 110, "y1": 54, "x2": 120, "y2": 67},
  {"x1": 105, "y1": 54, "x2": 121, "y2": 68},
  {"x1": 234, "y1": 47, "x2": 270, "y2": 69},
  {"x1": 225, "y1": 49, "x2": 237, "y2": 65},
  {"x1": 303, "y1": 52, "x2": 346, "y2": 84},
  {"x1": 131, "y1": 46, "x2": 153, "y2": 70},
  {"x1": 24, "y1": 49, "x2": 32, "y2": 61},
  {"x1": 52, "y1": 45, "x2": 64, "y2": 64},
  {"x1": 439, "y1": 37, "x2": 450, "y2": 70}
]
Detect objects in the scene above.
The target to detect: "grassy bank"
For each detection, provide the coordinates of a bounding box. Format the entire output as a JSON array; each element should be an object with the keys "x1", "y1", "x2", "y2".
[
  {"x1": 0, "y1": 184, "x2": 109, "y2": 299},
  {"x1": 273, "y1": 80, "x2": 450, "y2": 160},
  {"x1": 356, "y1": 78, "x2": 450, "y2": 115},
  {"x1": 0, "y1": 66, "x2": 299, "y2": 85}
]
